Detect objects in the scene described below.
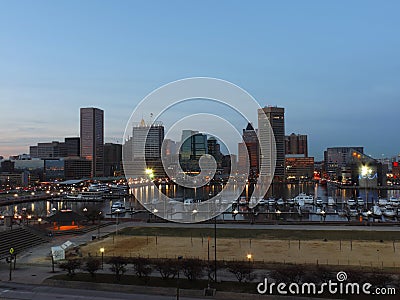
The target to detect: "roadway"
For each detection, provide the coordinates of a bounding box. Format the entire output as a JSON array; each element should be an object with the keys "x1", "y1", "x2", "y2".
[{"x1": 0, "y1": 282, "x2": 204, "y2": 300}]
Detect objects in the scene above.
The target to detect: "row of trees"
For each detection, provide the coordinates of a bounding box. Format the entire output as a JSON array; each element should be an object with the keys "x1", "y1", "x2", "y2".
[
  {"x1": 59, "y1": 257, "x2": 255, "y2": 283},
  {"x1": 59, "y1": 258, "x2": 398, "y2": 290}
]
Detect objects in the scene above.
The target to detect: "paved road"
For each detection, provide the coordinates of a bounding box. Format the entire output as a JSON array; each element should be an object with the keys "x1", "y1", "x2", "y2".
[
  {"x1": 128, "y1": 221, "x2": 400, "y2": 231},
  {"x1": 0, "y1": 282, "x2": 203, "y2": 300}
]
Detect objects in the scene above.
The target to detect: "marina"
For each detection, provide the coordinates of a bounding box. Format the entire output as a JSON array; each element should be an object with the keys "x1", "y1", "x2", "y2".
[{"x1": 1, "y1": 181, "x2": 400, "y2": 224}]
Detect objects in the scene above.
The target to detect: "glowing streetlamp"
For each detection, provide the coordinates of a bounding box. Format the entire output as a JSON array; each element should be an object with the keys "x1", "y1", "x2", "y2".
[
  {"x1": 99, "y1": 247, "x2": 105, "y2": 269},
  {"x1": 233, "y1": 209, "x2": 238, "y2": 221},
  {"x1": 246, "y1": 253, "x2": 252, "y2": 261}
]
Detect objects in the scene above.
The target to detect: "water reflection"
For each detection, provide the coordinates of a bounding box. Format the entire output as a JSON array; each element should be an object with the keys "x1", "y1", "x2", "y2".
[{"x1": 1, "y1": 183, "x2": 400, "y2": 223}]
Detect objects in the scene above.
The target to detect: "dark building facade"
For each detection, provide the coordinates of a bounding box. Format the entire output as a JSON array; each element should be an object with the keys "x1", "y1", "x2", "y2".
[
  {"x1": 285, "y1": 133, "x2": 308, "y2": 157},
  {"x1": 242, "y1": 123, "x2": 259, "y2": 178},
  {"x1": 104, "y1": 143, "x2": 122, "y2": 177},
  {"x1": 60, "y1": 137, "x2": 80, "y2": 157},
  {"x1": 1, "y1": 160, "x2": 15, "y2": 173},
  {"x1": 80, "y1": 107, "x2": 104, "y2": 177},
  {"x1": 324, "y1": 146, "x2": 364, "y2": 179},
  {"x1": 64, "y1": 157, "x2": 92, "y2": 180}
]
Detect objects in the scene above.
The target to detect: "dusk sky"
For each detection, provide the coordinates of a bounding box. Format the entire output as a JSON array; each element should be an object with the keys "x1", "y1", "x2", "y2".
[{"x1": 1, "y1": 0, "x2": 400, "y2": 160}]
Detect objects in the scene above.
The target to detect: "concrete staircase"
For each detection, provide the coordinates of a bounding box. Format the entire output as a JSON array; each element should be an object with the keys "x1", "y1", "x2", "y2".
[{"x1": 0, "y1": 227, "x2": 48, "y2": 259}]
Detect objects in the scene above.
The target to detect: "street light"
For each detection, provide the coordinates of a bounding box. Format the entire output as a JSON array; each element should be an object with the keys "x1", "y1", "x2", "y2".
[
  {"x1": 233, "y1": 209, "x2": 238, "y2": 221},
  {"x1": 320, "y1": 210, "x2": 326, "y2": 222},
  {"x1": 276, "y1": 210, "x2": 281, "y2": 220},
  {"x1": 176, "y1": 255, "x2": 183, "y2": 300},
  {"x1": 246, "y1": 253, "x2": 252, "y2": 261},
  {"x1": 99, "y1": 247, "x2": 105, "y2": 269},
  {"x1": 114, "y1": 208, "x2": 120, "y2": 244}
]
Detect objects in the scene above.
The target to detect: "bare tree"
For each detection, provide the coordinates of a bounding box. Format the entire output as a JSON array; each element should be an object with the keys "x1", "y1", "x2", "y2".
[
  {"x1": 131, "y1": 257, "x2": 153, "y2": 282},
  {"x1": 181, "y1": 258, "x2": 204, "y2": 281},
  {"x1": 227, "y1": 261, "x2": 255, "y2": 283},
  {"x1": 108, "y1": 256, "x2": 128, "y2": 281},
  {"x1": 155, "y1": 259, "x2": 178, "y2": 280},
  {"x1": 83, "y1": 257, "x2": 101, "y2": 278},
  {"x1": 58, "y1": 259, "x2": 81, "y2": 277}
]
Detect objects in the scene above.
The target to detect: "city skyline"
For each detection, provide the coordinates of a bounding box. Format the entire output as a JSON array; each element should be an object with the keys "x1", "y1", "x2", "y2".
[{"x1": 1, "y1": 1, "x2": 400, "y2": 159}]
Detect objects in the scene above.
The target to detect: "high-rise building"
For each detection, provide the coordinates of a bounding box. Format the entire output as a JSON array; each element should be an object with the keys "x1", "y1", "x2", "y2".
[
  {"x1": 131, "y1": 119, "x2": 165, "y2": 177},
  {"x1": 104, "y1": 143, "x2": 122, "y2": 177},
  {"x1": 242, "y1": 123, "x2": 259, "y2": 178},
  {"x1": 258, "y1": 106, "x2": 285, "y2": 182},
  {"x1": 285, "y1": 133, "x2": 308, "y2": 157},
  {"x1": 60, "y1": 137, "x2": 80, "y2": 157},
  {"x1": 80, "y1": 107, "x2": 104, "y2": 177},
  {"x1": 30, "y1": 141, "x2": 60, "y2": 159},
  {"x1": 179, "y1": 130, "x2": 208, "y2": 172}
]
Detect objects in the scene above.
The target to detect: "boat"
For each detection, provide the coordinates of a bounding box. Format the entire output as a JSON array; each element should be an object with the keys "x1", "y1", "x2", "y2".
[
  {"x1": 267, "y1": 198, "x2": 276, "y2": 206},
  {"x1": 111, "y1": 201, "x2": 126, "y2": 213},
  {"x1": 65, "y1": 191, "x2": 103, "y2": 202},
  {"x1": 346, "y1": 199, "x2": 356, "y2": 207},
  {"x1": 328, "y1": 197, "x2": 336, "y2": 206},
  {"x1": 382, "y1": 206, "x2": 396, "y2": 218},
  {"x1": 184, "y1": 198, "x2": 194, "y2": 205},
  {"x1": 378, "y1": 198, "x2": 388, "y2": 206},
  {"x1": 315, "y1": 197, "x2": 323, "y2": 206},
  {"x1": 276, "y1": 198, "x2": 284, "y2": 206},
  {"x1": 257, "y1": 199, "x2": 267, "y2": 206},
  {"x1": 371, "y1": 205, "x2": 382, "y2": 218},
  {"x1": 356, "y1": 197, "x2": 364, "y2": 206},
  {"x1": 287, "y1": 198, "x2": 295, "y2": 206},
  {"x1": 88, "y1": 183, "x2": 110, "y2": 193},
  {"x1": 294, "y1": 193, "x2": 314, "y2": 206},
  {"x1": 389, "y1": 197, "x2": 399, "y2": 207}
]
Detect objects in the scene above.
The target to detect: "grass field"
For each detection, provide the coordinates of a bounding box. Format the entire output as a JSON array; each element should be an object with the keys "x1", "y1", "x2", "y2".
[{"x1": 79, "y1": 227, "x2": 400, "y2": 269}]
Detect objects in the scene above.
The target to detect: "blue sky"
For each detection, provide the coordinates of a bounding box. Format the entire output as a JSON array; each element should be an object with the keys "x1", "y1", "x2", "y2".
[{"x1": 0, "y1": 0, "x2": 399, "y2": 160}]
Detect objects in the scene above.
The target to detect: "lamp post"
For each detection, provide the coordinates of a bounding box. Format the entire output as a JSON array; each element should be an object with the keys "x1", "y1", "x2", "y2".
[
  {"x1": 214, "y1": 215, "x2": 217, "y2": 282},
  {"x1": 276, "y1": 209, "x2": 281, "y2": 221},
  {"x1": 233, "y1": 209, "x2": 238, "y2": 221},
  {"x1": 320, "y1": 210, "x2": 326, "y2": 222},
  {"x1": 99, "y1": 247, "x2": 105, "y2": 269},
  {"x1": 98, "y1": 211, "x2": 102, "y2": 238},
  {"x1": 176, "y1": 255, "x2": 183, "y2": 300},
  {"x1": 114, "y1": 209, "x2": 120, "y2": 244}
]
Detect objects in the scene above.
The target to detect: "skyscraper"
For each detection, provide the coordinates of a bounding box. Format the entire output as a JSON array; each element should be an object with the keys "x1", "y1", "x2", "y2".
[
  {"x1": 285, "y1": 133, "x2": 308, "y2": 157},
  {"x1": 258, "y1": 106, "x2": 285, "y2": 182},
  {"x1": 131, "y1": 119, "x2": 165, "y2": 177},
  {"x1": 80, "y1": 107, "x2": 104, "y2": 177},
  {"x1": 242, "y1": 123, "x2": 259, "y2": 178}
]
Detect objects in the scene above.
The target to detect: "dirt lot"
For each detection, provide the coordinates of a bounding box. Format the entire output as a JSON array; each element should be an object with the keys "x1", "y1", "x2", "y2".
[{"x1": 81, "y1": 234, "x2": 399, "y2": 269}]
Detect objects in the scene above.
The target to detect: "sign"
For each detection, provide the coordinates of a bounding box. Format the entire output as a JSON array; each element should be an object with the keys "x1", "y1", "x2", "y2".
[
  {"x1": 9, "y1": 248, "x2": 14, "y2": 254},
  {"x1": 51, "y1": 246, "x2": 65, "y2": 261}
]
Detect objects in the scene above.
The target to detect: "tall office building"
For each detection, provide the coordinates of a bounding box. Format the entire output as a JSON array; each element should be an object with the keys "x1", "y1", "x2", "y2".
[
  {"x1": 285, "y1": 133, "x2": 308, "y2": 157},
  {"x1": 80, "y1": 107, "x2": 104, "y2": 177},
  {"x1": 242, "y1": 123, "x2": 259, "y2": 178},
  {"x1": 104, "y1": 143, "x2": 122, "y2": 177},
  {"x1": 131, "y1": 119, "x2": 165, "y2": 177},
  {"x1": 132, "y1": 119, "x2": 164, "y2": 160},
  {"x1": 258, "y1": 106, "x2": 285, "y2": 182},
  {"x1": 179, "y1": 130, "x2": 208, "y2": 172}
]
